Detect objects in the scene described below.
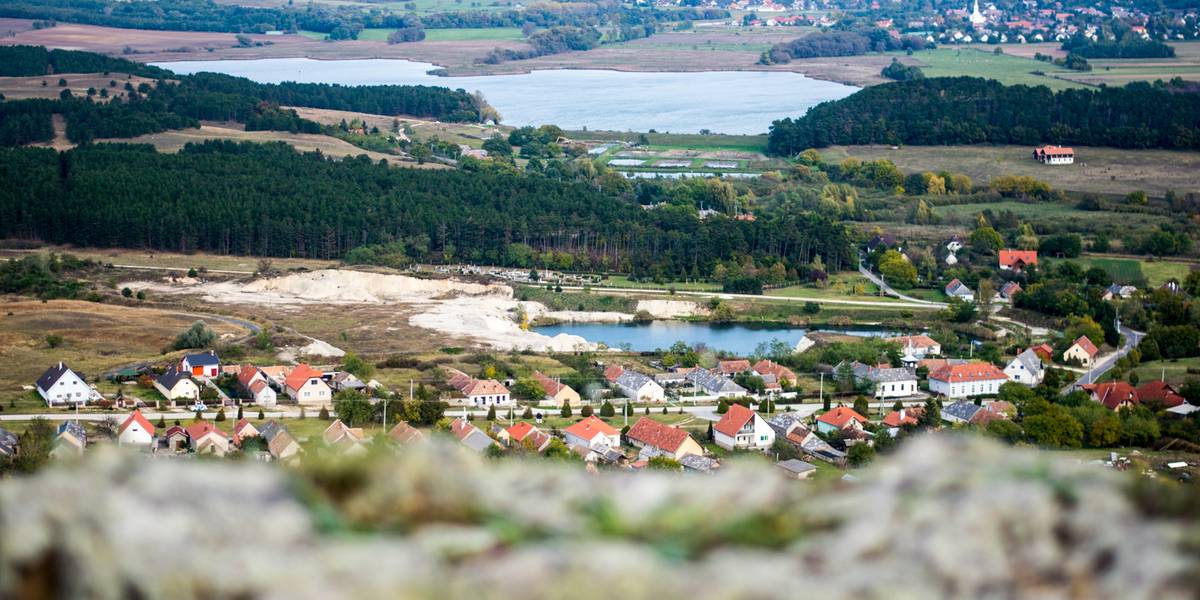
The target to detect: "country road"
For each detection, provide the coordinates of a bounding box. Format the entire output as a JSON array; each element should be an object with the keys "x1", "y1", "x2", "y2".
[
  {"x1": 1063, "y1": 325, "x2": 1144, "y2": 392},
  {"x1": 857, "y1": 262, "x2": 948, "y2": 307}
]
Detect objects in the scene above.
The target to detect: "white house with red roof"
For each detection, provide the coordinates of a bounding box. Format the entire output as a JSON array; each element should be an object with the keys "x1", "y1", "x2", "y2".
[
  {"x1": 117, "y1": 410, "x2": 155, "y2": 446},
  {"x1": 237, "y1": 365, "x2": 277, "y2": 406},
  {"x1": 563, "y1": 416, "x2": 620, "y2": 451},
  {"x1": 998, "y1": 249, "x2": 1038, "y2": 272},
  {"x1": 532, "y1": 371, "x2": 580, "y2": 407},
  {"x1": 713, "y1": 404, "x2": 775, "y2": 451},
  {"x1": 233, "y1": 419, "x2": 259, "y2": 446},
  {"x1": 284, "y1": 364, "x2": 331, "y2": 408},
  {"x1": 625, "y1": 417, "x2": 704, "y2": 460},
  {"x1": 1063, "y1": 336, "x2": 1099, "y2": 367},
  {"x1": 1033, "y1": 145, "x2": 1074, "y2": 165},
  {"x1": 461, "y1": 378, "x2": 511, "y2": 407},
  {"x1": 815, "y1": 406, "x2": 868, "y2": 435},
  {"x1": 928, "y1": 362, "x2": 1008, "y2": 399}
]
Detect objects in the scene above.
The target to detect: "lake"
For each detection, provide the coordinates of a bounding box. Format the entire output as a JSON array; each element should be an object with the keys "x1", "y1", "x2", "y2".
[
  {"x1": 535, "y1": 321, "x2": 899, "y2": 355},
  {"x1": 152, "y1": 58, "x2": 858, "y2": 135}
]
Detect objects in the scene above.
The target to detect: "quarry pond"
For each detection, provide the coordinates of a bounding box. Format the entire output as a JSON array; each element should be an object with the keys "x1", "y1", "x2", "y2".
[{"x1": 153, "y1": 57, "x2": 858, "y2": 135}]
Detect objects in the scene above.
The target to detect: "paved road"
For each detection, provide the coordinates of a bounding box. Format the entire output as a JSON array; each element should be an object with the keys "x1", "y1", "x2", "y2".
[
  {"x1": 857, "y1": 262, "x2": 948, "y2": 307},
  {"x1": 1063, "y1": 326, "x2": 1143, "y2": 392}
]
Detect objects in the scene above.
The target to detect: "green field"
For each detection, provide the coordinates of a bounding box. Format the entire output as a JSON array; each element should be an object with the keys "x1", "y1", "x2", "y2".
[
  {"x1": 424, "y1": 27, "x2": 526, "y2": 42},
  {"x1": 903, "y1": 48, "x2": 1086, "y2": 91},
  {"x1": 1052, "y1": 256, "x2": 1195, "y2": 287},
  {"x1": 1100, "y1": 357, "x2": 1200, "y2": 386},
  {"x1": 927, "y1": 201, "x2": 1169, "y2": 231}
]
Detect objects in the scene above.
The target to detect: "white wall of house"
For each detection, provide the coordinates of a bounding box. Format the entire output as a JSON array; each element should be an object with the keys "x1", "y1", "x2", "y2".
[
  {"x1": 872, "y1": 379, "x2": 918, "y2": 399},
  {"x1": 618, "y1": 381, "x2": 665, "y2": 403},
  {"x1": 290, "y1": 378, "x2": 331, "y2": 406},
  {"x1": 253, "y1": 386, "x2": 277, "y2": 407},
  {"x1": 565, "y1": 431, "x2": 619, "y2": 451},
  {"x1": 156, "y1": 379, "x2": 200, "y2": 402},
  {"x1": 468, "y1": 392, "x2": 512, "y2": 407},
  {"x1": 714, "y1": 414, "x2": 775, "y2": 451},
  {"x1": 1064, "y1": 345, "x2": 1094, "y2": 367},
  {"x1": 118, "y1": 423, "x2": 154, "y2": 446},
  {"x1": 38, "y1": 370, "x2": 90, "y2": 406},
  {"x1": 1004, "y1": 361, "x2": 1043, "y2": 386},
  {"x1": 929, "y1": 378, "x2": 1005, "y2": 399}
]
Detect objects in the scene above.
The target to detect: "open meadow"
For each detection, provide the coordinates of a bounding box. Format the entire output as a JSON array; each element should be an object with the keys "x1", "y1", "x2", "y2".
[{"x1": 903, "y1": 47, "x2": 1085, "y2": 91}]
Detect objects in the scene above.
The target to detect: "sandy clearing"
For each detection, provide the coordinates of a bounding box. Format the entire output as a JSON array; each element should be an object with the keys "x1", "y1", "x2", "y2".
[
  {"x1": 409, "y1": 296, "x2": 597, "y2": 352},
  {"x1": 636, "y1": 299, "x2": 708, "y2": 318},
  {"x1": 276, "y1": 337, "x2": 346, "y2": 362}
]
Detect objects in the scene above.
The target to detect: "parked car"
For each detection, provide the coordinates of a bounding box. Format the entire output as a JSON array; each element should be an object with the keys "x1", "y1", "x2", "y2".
[{"x1": 189, "y1": 402, "x2": 208, "y2": 413}]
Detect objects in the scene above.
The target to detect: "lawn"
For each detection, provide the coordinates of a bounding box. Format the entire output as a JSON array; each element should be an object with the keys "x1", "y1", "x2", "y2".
[
  {"x1": 600, "y1": 275, "x2": 721, "y2": 292},
  {"x1": 1100, "y1": 357, "x2": 1200, "y2": 387},
  {"x1": 926, "y1": 200, "x2": 1169, "y2": 232},
  {"x1": 902, "y1": 48, "x2": 1086, "y2": 91}
]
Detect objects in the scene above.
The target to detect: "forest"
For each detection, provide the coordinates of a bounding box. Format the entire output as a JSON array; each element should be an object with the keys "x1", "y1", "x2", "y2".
[
  {"x1": 0, "y1": 141, "x2": 856, "y2": 277},
  {"x1": 759, "y1": 29, "x2": 930, "y2": 65},
  {"x1": 767, "y1": 77, "x2": 1200, "y2": 155},
  {"x1": 0, "y1": 45, "x2": 171, "y2": 78},
  {"x1": 1061, "y1": 35, "x2": 1176, "y2": 59},
  {"x1": 482, "y1": 26, "x2": 602, "y2": 64}
]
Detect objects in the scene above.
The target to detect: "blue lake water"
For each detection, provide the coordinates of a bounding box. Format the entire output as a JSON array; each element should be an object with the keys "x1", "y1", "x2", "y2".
[
  {"x1": 535, "y1": 321, "x2": 899, "y2": 355},
  {"x1": 152, "y1": 58, "x2": 858, "y2": 135}
]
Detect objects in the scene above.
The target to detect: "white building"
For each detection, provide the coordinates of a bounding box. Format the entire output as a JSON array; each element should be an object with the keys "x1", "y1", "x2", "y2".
[
  {"x1": 928, "y1": 362, "x2": 1008, "y2": 399},
  {"x1": 563, "y1": 416, "x2": 621, "y2": 451},
  {"x1": 613, "y1": 370, "x2": 666, "y2": 403},
  {"x1": 154, "y1": 367, "x2": 201, "y2": 404},
  {"x1": 117, "y1": 410, "x2": 155, "y2": 446},
  {"x1": 284, "y1": 364, "x2": 332, "y2": 408},
  {"x1": 713, "y1": 404, "x2": 775, "y2": 451},
  {"x1": 844, "y1": 361, "x2": 919, "y2": 399},
  {"x1": 1004, "y1": 348, "x2": 1045, "y2": 386},
  {"x1": 35, "y1": 362, "x2": 95, "y2": 406}
]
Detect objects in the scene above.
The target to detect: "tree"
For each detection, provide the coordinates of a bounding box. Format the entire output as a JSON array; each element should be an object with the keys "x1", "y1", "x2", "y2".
[
  {"x1": 215, "y1": 407, "x2": 226, "y2": 422},
  {"x1": 581, "y1": 405, "x2": 594, "y2": 417},
  {"x1": 45, "y1": 334, "x2": 63, "y2": 348},
  {"x1": 340, "y1": 352, "x2": 373, "y2": 378},
  {"x1": 121, "y1": 287, "x2": 132, "y2": 298},
  {"x1": 985, "y1": 419, "x2": 1023, "y2": 444},
  {"x1": 600, "y1": 401, "x2": 615, "y2": 417},
  {"x1": 522, "y1": 406, "x2": 534, "y2": 419},
  {"x1": 716, "y1": 398, "x2": 729, "y2": 414},
  {"x1": 560, "y1": 401, "x2": 572, "y2": 418},
  {"x1": 333, "y1": 390, "x2": 372, "y2": 425},
  {"x1": 510, "y1": 378, "x2": 546, "y2": 401},
  {"x1": 486, "y1": 405, "x2": 496, "y2": 421},
  {"x1": 173, "y1": 321, "x2": 216, "y2": 350},
  {"x1": 257, "y1": 408, "x2": 265, "y2": 420},
  {"x1": 1064, "y1": 316, "x2": 1105, "y2": 348},
  {"x1": 918, "y1": 398, "x2": 940, "y2": 428},
  {"x1": 852, "y1": 395, "x2": 869, "y2": 418},
  {"x1": 706, "y1": 421, "x2": 714, "y2": 441},
  {"x1": 847, "y1": 443, "x2": 875, "y2": 467},
  {"x1": 970, "y1": 226, "x2": 1004, "y2": 254},
  {"x1": 878, "y1": 250, "x2": 917, "y2": 289},
  {"x1": 1023, "y1": 405, "x2": 1083, "y2": 448},
  {"x1": 482, "y1": 134, "x2": 512, "y2": 158},
  {"x1": 236, "y1": 405, "x2": 243, "y2": 420}
]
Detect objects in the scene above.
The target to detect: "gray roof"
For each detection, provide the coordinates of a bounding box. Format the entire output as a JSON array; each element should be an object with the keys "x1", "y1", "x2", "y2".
[
  {"x1": 156, "y1": 366, "x2": 192, "y2": 391},
  {"x1": 258, "y1": 421, "x2": 286, "y2": 443},
  {"x1": 460, "y1": 428, "x2": 498, "y2": 453},
  {"x1": 57, "y1": 421, "x2": 86, "y2": 444},
  {"x1": 776, "y1": 458, "x2": 817, "y2": 474},
  {"x1": 945, "y1": 279, "x2": 973, "y2": 297},
  {"x1": 615, "y1": 370, "x2": 655, "y2": 390},
  {"x1": 182, "y1": 351, "x2": 220, "y2": 367},
  {"x1": 846, "y1": 361, "x2": 916, "y2": 384},
  {"x1": 1010, "y1": 349, "x2": 1044, "y2": 377},
  {"x1": 680, "y1": 454, "x2": 719, "y2": 473},
  {"x1": 686, "y1": 368, "x2": 748, "y2": 395},
  {"x1": 943, "y1": 400, "x2": 983, "y2": 422},
  {"x1": 0, "y1": 427, "x2": 17, "y2": 455},
  {"x1": 36, "y1": 362, "x2": 76, "y2": 391}
]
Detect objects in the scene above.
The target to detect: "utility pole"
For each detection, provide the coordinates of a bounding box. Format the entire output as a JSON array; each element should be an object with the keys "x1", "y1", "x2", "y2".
[{"x1": 819, "y1": 372, "x2": 824, "y2": 408}]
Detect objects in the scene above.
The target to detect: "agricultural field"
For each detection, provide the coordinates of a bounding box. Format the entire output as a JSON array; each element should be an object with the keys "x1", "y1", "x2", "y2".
[
  {"x1": 927, "y1": 201, "x2": 1170, "y2": 232},
  {"x1": 1099, "y1": 357, "x2": 1200, "y2": 387},
  {"x1": 1049, "y1": 255, "x2": 1196, "y2": 287},
  {"x1": 597, "y1": 145, "x2": 781, "y2": 177},
  {"x1": 290, "y1": 106, "x2": 504, "y2": 149},
  {"x1": 573, "y1": 131, "x2": 768, "y2": 154},
  {"x1": 902, "y1": 47, "x2": 1085, "y2": 91},
  {"x1": 821, "y1": 145, "x2": 1200, "y2": 197},
  {"x1": 424, "y1": 27, "x2": 526, "y2": 42},
  {"x1": 1059, "y1": 41, "x2": 1200, "y2": 86}
]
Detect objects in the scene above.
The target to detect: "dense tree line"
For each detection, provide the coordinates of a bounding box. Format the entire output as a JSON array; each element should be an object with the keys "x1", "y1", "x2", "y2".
[
  {"x1": 759, "y1": 29, "x2": 930, "y2": 65},
  {"x1": 0, "y1": 45, "x2": 170, "y2": 78},
  {"x1": 767, "y1": 77, "x2": 1200, "y2": 155},
  {"x1": 0, "y1": 142, "x2": 856, "y2": 276},
  {"x1": 482, "y1": 26, "x2": 601, "y2": 64},
  {"x1": 1061, "y1": 35, "x2": 1175, "y2": 59},
  {"x1": 880, "y1": 57, "x2": 924, "y2": 81},
  {"x1": 0, "y1": 99, "x2": 55, "y2": 146}
]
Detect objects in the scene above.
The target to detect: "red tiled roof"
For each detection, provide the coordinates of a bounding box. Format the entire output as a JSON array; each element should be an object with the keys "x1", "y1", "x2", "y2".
[
  {"x1": 1134, "y1": 381, "x2": 1186, "y2": 408},
  {"x1": 506, "y1": 421, "x2": 538, "y2": 442},
  {"x1": 284, "y1": 363, "x2": 323, "y2": 393},
  {"x1": 463, "y1": 379, "x2": 508, "y2": 396},
  {"x1": 1071, "y1": 336, "x2": 1099, "y2": 358},
  {"x1": 237, "y1": 364, "x2": 261, "y2": 387},
  {"x1": 627, "y1": 417, "x2": 693, "y2": 453},
  {"x1": 886, "y1": 334, "x2": 940, "y2": 350},
  {"x1": 928, "y1": 362, "x2": 1008, "y2": 383},
  {"x1": 1035, "y1": 145, "x2": 1074, "y2": 155},
  {"x1": 882, "y1": 407, "x2": 922, "y2": 428},
  {"x1": 1031, "y1": 343, "x2": 1054, "y2": 361},
  {"x1": 388, "y1": 422, "x2": 424, "y2": 444},
  {"x1": 532, "y1": 371, "x2": 568, "y2": 396},
  {"x1": 1082, "y1": 382, "x2": 1138, "y2": 410},
  {"x1": 999, "y1": 249, "x2": 1038, "y2": 269},
  {"x1": 718, "y1": 360, "x2": 752, "y2": 375},
  {"x1": 119, "y1": 410, "x2": 155, "y2": 436},
  {"x1": 816, "y1": 406, "x2": 867, "y2": 429},
  {"x1": 753, "y1": 360, "x2": 796, "y2": 382},
  {"x1": 563, "y1": 416, "x2": 618, "y2": 442},
  {"x1": 185, "y1": 421, "x2": 225, "y2": 441},
  {"x1": 249, "y1": 380, "x2": 269, "y2": 394},
  {"x1": 714, "y1": 403, "x2": 756, "y2": 437},
  {"x1": 603, "y1": 364, "x2": 625, "y2": 383},
  {"x1": 449, "y1": 417, "x2": 475, "y2": 440}
]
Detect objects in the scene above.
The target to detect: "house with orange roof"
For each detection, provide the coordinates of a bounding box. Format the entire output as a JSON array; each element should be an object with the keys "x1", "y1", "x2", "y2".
[
  {"x1": 1032, "y1": 145, "x2": 1073, "y2": 165},
  {"x1": 603, "y1": 364, "x2": 625, "y2": 383},
  {"x1": 284, "y1": 364, "x2": 331, "y2": 408},
  {"x1": 388, "y1": 421, "x2": 425, "y2": 444},
  {"x1": 753, "y1": 360, "x2": 797, "y2": 385},
  {"x1": 117, "y1": 410, "x2": 155, "y2": 446},
  {"x1": 713, "y1": 403, "x2": 775, "y2": 451},
  {"x1": 563, "y1": 416, "x2": 620, "y2": 451},
  {"x1": 626, "y1": 417, "x2": 704, "y2": 460},
  {"x1": 505, "y1": 422, "x2": 552, "y2": 452},
  {"x1": 461, "y1": 378, "x2": 511, "y2": 407},
  {"x1": 998, "y1": 249, "x2": 1038, "y2": 272},
  {"x1": 1030, "y1": 343, "x2": 1054, "y2": 363},
  {"x1": 885, "y1": 334, "x2": 942, "y2": 358},
  {"x1": 1064, "y1": 336, "x2": 1099, "y2": 367},
  {"x1": 1080, "y1": 382, "x2": 1139, "y2": 411},
  {"x1": 881, "y1": 406, "x2": 922, "y2": 436},
  {"x1": 815, "y1": 406, "x2": 868, "y2": 436},
  {"x1": 928, "y1": 362, "x2": 1008, "y2": 399},
  {"x1": 233, "y1": 418, "x2": 259, "y2": 446},
  {"x1": 532, "y1": 371, "x2": 580, "y2": 407},
  {"x1": 237, "y1": 364, "x2": 277, "y2": 406},
  {"x1": 186, "y1": 421, "x2": 231, "y2": 456},
  {"x1": 718, "y1": 359, "x2": 752, "y2": 377}
]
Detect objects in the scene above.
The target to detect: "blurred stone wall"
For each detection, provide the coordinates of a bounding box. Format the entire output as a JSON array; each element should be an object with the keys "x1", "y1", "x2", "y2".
[{"x1": 0, "y1": 434, "x2": 1195, "y2": 599}]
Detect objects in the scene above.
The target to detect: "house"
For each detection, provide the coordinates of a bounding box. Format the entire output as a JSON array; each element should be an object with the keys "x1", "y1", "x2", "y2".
[
  {"x1": 775, "y1": 458, "x2": 818, "y2": 480},
  {"x1": 460, "y1": 378, "x2": 512, "y2": 407},
  {"x1": 449, "y1": 417, "x2": 499, "y2": 453},
  {"x1": 717, "y1": 359, "x2": 752, "y2": 377},
  {"x1": 1134, "y1": 381, "x2": 1186, "y2": 409},
  {"x1": 1004, "y1": 348, "x2": 1045, "y2": 386},
  {"x1": 767, "y1": 413, "x2": 846, "y2": 466},
  {"x1": 284, "y1": 364, "x2": 332, "y2": 408},
  {"x1": 625, "y1": 417, "x2": 704, "y2": 460},
  {"x1": 845, "y1": 361, "x2": 918, "y2": 399},
  {"x1": 36, "y1": 362, "x2": 94, "y2": 406},
  {"x1": 259, "y1": 421, "x2": 301, "y2": 461},
  {"x1": 713, "y1": 403, "x2": 775, "y2": 451},
  {"x1": 52, "y1": 421, "x2": 87, "y2": 458},
  {"x1": 388, "y1": 421, "x2": 425, "y2": 444},
  {"x1": 1102, "y1": 284, "x2": 1137, "y2": 301},
  {"x1": 885, "y1": 334, "x2": 942, "y2": 358},
  {"x1": 1063, "y1": 336, "x2": 1099, "y2": 367},
  {"x1": 232, "y1": 418, "x2": 259, "y2": 446},
  {"x1": 1030, "y1": 343, "x2": 1055, "y2": 363},
  {"x1": 505, "y1": 422, "x2": 552, "y2": 452},
  {"x1": 602, "y1": 364, "x2": 625, "y2": 383},
  {"x1": 162, "y1": 425, "x2": 190, "y2": 452},
  {"x1": 237, "y1": 365, "x2": 277, "y2": 406},
  {"x1": 117, "y1": 410, "x2": 155, "y2": 446},
  {"x1": 1081, "y1": 381, "x2": 1185, "y2": 411},
  {"x1": 881, "y1": 406, "x2": 922, "y2": 436},
  {"x1": 942, "y1": 400, "x2": 984, "y2": 424},
  {"x1": 946, "y1": 235, "x2": 964, "y2": 253},
  {"x1": 154, "y1": 367, "x2": 200, "y2": 404},
  {"x1": 328, "y1": 371, "x2": 367, "y2": 394},
  {"x1": 944, "y1": 278, "x2": 974, "y2": 302},
  {"x1": 1033, "y1": 145, "x2": 1074, "y2": 165},
  {"x1": 612, "y1": 370, "x2": 666, "y2": 403},
  {"x1": 186, "y1": 421, "x2": 231, "y2": 456},
  {"x1": 180, "y1": 351, "x2": 221, "y2": 379},
  {"x1": 532, "y1": 371, "x2": 581, "y2": 407},
  {"x1": 753, "y1": 360, "x2": 797, "y2": 386},
  {"x1": 686, "y1": 368, "x2": 748, "y2": 398},
  {"x1": 998, "y1": 281, "x2": 1022, "y2": 302},
  {"x1": 322, "y1": 419, "x2": 366, "y2": 455},
  {"x1": 928, "y1": 362, "x2": 1008, "y2": 399},
  {"x1": 563, "y1": 416, "x2": 621, "y2": 451},
  {"x1": 866, "y1": 233, "x2": 899, "y2": 251},
  {"x1": 998, "y1": 249, "x2": 1038, "y2": 272},
  {"x1": 0, "y1": 427, "x2": 17, "y2": 457},
  {"x1": 815, "y1": 406, "x2": 868, "y2": 435}
]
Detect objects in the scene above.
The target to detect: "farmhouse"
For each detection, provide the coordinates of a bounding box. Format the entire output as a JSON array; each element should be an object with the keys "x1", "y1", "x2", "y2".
[
  {"x1": 532, "y1": 371, "x2": 580, "y2": 407},
  {"x1": 928, "y1": 362, "x2": 1008, "y2": 399},
  {"x1": 284, "y1": 364, "x2": 332, "y2": 408},
  {"x1": 154, "y1": 367, "x2": 200, "y2": 405},
  {"x1": 998, "y1": 249, "x2": 1038, "y2": 272},
  {"x1": 446, "y1": 369, "x2": 511, "y2": 407},
  {"x1": 1033, "y1": 145, "x2": 1074, "y2": 165},
  {"x1": 717, "y1": 360, "x2": 752, "y2": 377},
  {"x1": 180, "y1": 351, "x2": 221, "y2": 379},
  {"x1": 117, "y1": 410, "x2": 155, "y2": 446},
  {"x1": 1063, "y1": 336, "x2": 1099, "y2": 367},
  {"x1": 753, "y1": 360, "x2": 796, "y2": 385},
  {"x1": 36, "y1": 362, "x2": 95, "y2": 407},
  {"x1": 625, "y1": 417, "x2": 704, "y2": 460},
  {"x1": 713, "y1": 404, "x2": 775, "y2": 451},
  {"x1": 259, "y1": 421, "x2": 301, "y2": 461}
]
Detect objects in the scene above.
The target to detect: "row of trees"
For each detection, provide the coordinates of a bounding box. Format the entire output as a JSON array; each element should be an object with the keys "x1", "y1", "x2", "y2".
[
  {"x1": 767, "y1": 77, "x2": 1200, "y2": 154},
  {"x1": 0, "y1": 141, "x2": 856, "y2": 276},
  {"x1": 758, "y1": 28, "x2": 930, "y2": 65},
  {"x1": 1061, "y1": 35, "x2": 1176, "y2": 59},
  {"x1": 481, "y1": 26, "x2": 602, "y2": 64},
  {"x1": 0, "y1": 44, "x2": 172, "y2": 78}
]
